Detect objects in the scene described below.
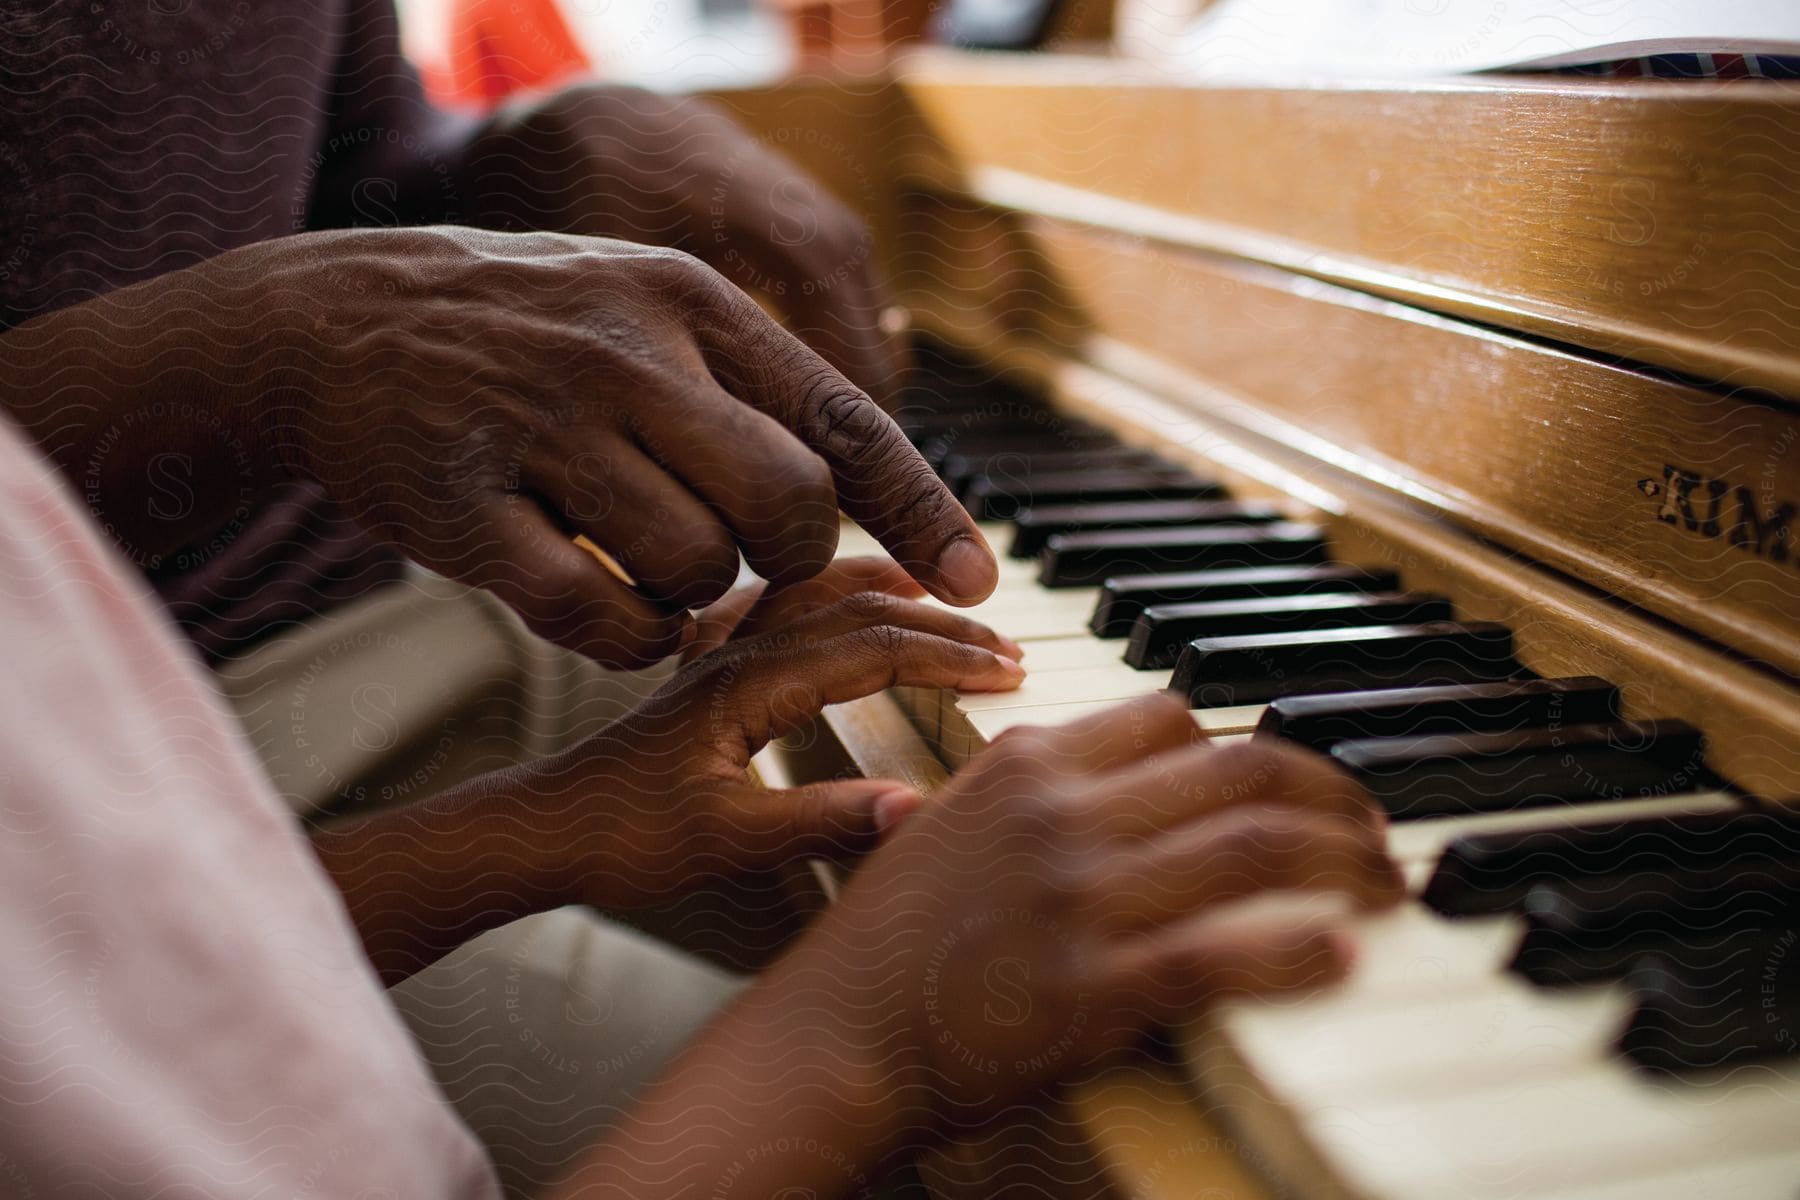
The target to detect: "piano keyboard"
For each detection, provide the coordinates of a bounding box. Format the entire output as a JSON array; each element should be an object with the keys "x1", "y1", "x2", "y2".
[{"x1": 852, "y1": 378, "x2": 1800, "y2": 1200}]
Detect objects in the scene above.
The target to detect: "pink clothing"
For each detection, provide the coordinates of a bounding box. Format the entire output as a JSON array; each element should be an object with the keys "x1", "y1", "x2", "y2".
[{"x1": 0, "y1": 413, "x2": 499, "y2": 1198}]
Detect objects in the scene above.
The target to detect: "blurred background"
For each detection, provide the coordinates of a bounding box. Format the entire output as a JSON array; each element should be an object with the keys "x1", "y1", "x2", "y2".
[{"x1": 394, "y1": 0, "x2": 936, "y2": 101}]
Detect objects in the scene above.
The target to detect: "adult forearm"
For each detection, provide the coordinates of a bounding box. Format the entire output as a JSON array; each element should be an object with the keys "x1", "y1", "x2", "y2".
[{"x1": 0, "y1": 279, "x2": 281, "y2": 567}]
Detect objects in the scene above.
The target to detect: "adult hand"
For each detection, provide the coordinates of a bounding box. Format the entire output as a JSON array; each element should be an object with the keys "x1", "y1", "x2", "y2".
[
  {"x1": 466, "y1": 84, "x2": 907, "y2": 404},
  {"x1": 5, "y1": 225, "x2": 998, "y2": 668}
]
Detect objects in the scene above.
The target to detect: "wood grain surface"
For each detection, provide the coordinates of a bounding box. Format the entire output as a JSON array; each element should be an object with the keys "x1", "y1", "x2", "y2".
[{"x1": 899, "y1": 52, "x2": 1800, "y2": 399}]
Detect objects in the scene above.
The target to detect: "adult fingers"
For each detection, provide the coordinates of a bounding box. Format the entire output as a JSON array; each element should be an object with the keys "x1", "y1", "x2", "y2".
[
  {"x1": 688, "y1": 124, "x2": 907, "y2": 404},
  {"x1": 635, "y1": 370, "x2": 844, "y2": 588},
  {"x1": 522, "y1": 437, "x2": 740, "y2": 611},
  {"x1": 451, "y1": 494, "x2": 690, "y2": 668},
  {"x1": 713, "y1": 215, "x2": 907, "y2": 407},
  {"x1": 671, "y1": 266, "x2": 997, "y2": 605}
]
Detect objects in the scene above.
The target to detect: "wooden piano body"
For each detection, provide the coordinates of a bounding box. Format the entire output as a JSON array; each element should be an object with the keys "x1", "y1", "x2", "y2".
[{"x1": 713, "y1": 53, "x2": 1800, "y2": 1198}]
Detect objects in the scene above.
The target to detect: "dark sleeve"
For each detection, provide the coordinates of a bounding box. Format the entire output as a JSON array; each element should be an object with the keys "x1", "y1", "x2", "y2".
[
  {"x1": 151, "y1": 0, "x2": 441, "y2": 663},
  {"x1": 303, "y1": 0, "x2": 484, "y2": 230},
  {"x1": 146, "y1": 482, "x2": 406, "y2": 665}
]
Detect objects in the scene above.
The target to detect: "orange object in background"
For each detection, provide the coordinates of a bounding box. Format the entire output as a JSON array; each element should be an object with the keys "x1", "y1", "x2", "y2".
[
  {"x1": 768, "y1": 0, "x2": 937, "y2": 74},
  {"x1": 441, "y1": 0, "x2": 594, "y2": 108}
]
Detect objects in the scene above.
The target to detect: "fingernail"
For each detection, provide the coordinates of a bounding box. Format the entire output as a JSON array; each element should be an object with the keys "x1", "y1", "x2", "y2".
[
  {"x1": 995, "y1": 633, "x2": 1026, "y2": 660},
  {"x1": 873, "y1": 787, "x2": 920, "y2": 833},
  {"x1": 992, "y1": 653, "x2": 1027, "y2": 684},
  {"x1": 937, "y1": 536, "x2": 997, "y2": 604}
]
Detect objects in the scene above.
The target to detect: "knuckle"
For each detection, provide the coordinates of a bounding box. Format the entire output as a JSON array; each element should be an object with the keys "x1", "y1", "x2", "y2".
[
  {"x1": 1259, "y1": 819, "x2": 1325, "y2": 880},
  {"x1": 853, "y1": 622, "x2": 911, "y2": 661},
  {"x1": 763, "y1": 445, "x2": 836, "y2": 514},
  {"x1": 1064, "y1": 852, "x2": 1116, "y2": 914},
  {"x1": 1209, "y1": 815, "x2": 1281, "y2": 877},
  {"x1": 645, "y1": 244, "x2": 703, "y2": 276},
  {"x1": 669, "y1": 561, "x2": 739, "y2": 609},
  {"x1": 942, "y1": 610, "x2": 994, "y2": 646},
  {"x1": 1014, "y1": 786, "x2": 1074, "y2": 846},
  {"x1": 997, "y1": 724, "x2": 1052, "y2": 759},
  {"x1": 681, "y1": 524, "x2": 742, "y2": 580},
  {"x1": 1207, "y1": 741, "x2": 1296, "y2": 806},
  {"x1": 1142, "y1": 694, "x2": 1198, "y2": 744},
  {"x1": 637, "y1": 246, "x2": 716, "y2": 295},
  {"x1": 1213, "y1": 802, "x2": 1310, "y2": 865},
  {"x1": 839, "y1": 589, "x2": 900, "y2": 625},
  {"x1": 799, "y1": 382, "x2": 888, "y2": 459},
  {"x1": 978, "y1": 727, "x2": 1050, "y2": 779}
]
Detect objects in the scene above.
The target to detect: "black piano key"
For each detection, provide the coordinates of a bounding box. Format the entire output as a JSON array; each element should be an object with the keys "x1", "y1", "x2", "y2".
[
  {"x1": 1170, "y1": 621, "x2": 1518, "y2": 708},
  {"x1": 1511, "y1": 861, "x2": 1800, "y2": 987},
  {"x1": 1259, "y1": 676, "x2": 1621, "y2": 754},
  {"x1": 921, "y1": 429, "x2": 1116, "y2": 470},
  {"x1": 1089, "y1": 565, "x2": 1401, "y2": 638},
  {"x1": 901, "y1": 404, "x2": 1073, "y2": 439},
  {"x1": 1422, "y1": 808, "x2": 1800, "y2": 918},
  {"x1": 1009, "y1": 499, "x2": 1279, "y2": 558},
  {"x1": 1332, "y1": 719, "x2": 1710, "y2": 821},
  {"x1": 1040, "y1": 522, "x2": 1324, "y2": 588},
  {"x1": 1124, "y1": 591, "x2": 1454, "y2": 670},
  {"x1": 968, "y1": 469, "x2": 1223, "y2": 521},
  {"x1": 1619, "y1": 930, "x2": 1800, "y2": 1072},
  {"x1": 947, "y1": 448, "x2": 1168, "y2": 499}
]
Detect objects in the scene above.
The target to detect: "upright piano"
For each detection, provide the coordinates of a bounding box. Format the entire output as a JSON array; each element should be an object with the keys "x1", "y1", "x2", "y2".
[{"x1": 715, "y1": 50, "x2": 1800, "y2": 1199}]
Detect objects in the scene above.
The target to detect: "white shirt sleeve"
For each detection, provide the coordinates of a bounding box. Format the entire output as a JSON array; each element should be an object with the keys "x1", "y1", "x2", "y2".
[{"x1": 0, "y1": 414, "x2": 499, "y2": 1199}]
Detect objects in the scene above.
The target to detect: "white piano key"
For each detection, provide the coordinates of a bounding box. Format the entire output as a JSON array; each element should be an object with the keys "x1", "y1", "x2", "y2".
[
  {"x1": 1384, "y1": 790, "x2": 1744, "y2": 866},
  {"x1": 1401, "y1": 859, "x2": 1437, "y2": 893},
  {"x1": 942, "y1": 690, "x2": 1267, "y2": 763},
  {"x1": 833, "y1": 519, "x2": 1043, "y2": 591},
  {"x1": 1311, "y1": 902, "x2": 1522, "y2": 1001},
  {"x1": 1009, "y1": 636, "x2": 1135, "y2": 671},
  {"x1": 927, "y1": 593, "x2": 1100, "y2": 641},
  {"x1": 1191, "y1": 703, "x2": 1270, "y2": 733},
  {"x1": 1302, "y1": 1061, "x2": 1800, "y2": 1200},
  {"x1": 1217, "y1": 974, "x2": 1632, "y2": 1101},
  {"x1": 1536, "y1": 1148, "x2": 1800, "y2": 1200},
  {"x1": 944, "y1": 702, "x2": 1257, "y2": 765},
  {"x1": 1195, "y1": 872, "x2": 1799, "y2": 1199},
  {"x1": 955, "y1": 663, "x2": 1167, "y2": 712},
  {"x1": 952, "y1": 678, "x2": 1264, "y2": 729}
]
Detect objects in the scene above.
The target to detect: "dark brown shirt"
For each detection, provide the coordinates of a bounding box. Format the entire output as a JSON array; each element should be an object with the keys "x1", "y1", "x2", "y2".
[{"x1": 1, "y1": 0, "x2": 481, "y2": 660}]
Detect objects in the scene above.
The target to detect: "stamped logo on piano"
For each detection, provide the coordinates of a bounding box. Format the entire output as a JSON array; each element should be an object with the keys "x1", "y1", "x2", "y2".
[{"x1": 1638, "y1": 465, "x2": 1796, "y2": 568}]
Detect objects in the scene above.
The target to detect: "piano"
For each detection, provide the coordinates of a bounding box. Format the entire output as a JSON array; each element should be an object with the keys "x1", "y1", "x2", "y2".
[{"x1": 714, "y1": 49, "x2": 1800, "y2": 1199}]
